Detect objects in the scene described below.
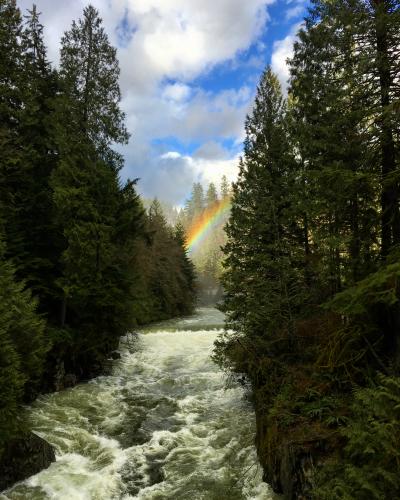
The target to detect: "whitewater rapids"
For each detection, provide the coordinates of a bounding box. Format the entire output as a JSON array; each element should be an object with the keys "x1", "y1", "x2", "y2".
[{"x1": 2, "y1": 308, "x2": 274, "y2": 500}]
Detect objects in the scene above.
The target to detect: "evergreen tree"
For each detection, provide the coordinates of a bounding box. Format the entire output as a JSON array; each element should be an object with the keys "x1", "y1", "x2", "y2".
[
  {"x1": 0, "y1": 319, "x2": 22, "y2": 451},
  {"x1": 174, "y1": 222, "x2": 197, "y2": 311},
  {"x1": 42, "y1": 5, "x2": 148, "y2": 378},
  {"x1": 192, "y1": 182, "x2": 205, "y2": 214},
  {"x1": 184, "y1": 182, "x2": 205, "y2": 226},
  {"x1": 59, "y1": 4, "x2": 128, "y2": 167},
  {"x1": 206, "y1": 182, "x2": 218, "y2": 207},
  {"x1": 182, "y1": 179, "x2": 231, "y2": 304},
  {"x1": 367, "y1": 0, "x2": 400, "y2": 255},
  {"x1": 0, "y1": 0, "x2": 23, "y2": 135},
  {"x1": 0, "y1": 2, "x2": 60, "y2": 310},
  {"x1": 0, "y1": 239, "x2": 46, "y2": 449},
  {"x1": 0, "y1": 0, "x2": 24, "y2": 257},
  {"x1": 221, "y1": 68, "x2": 302, "y2": 345},
  {"x1": 289, "y1": 0, "x2": 400, "y2": 356},
  {"x1": 147, "y1": 200, "x2": 194, "y2": 317},
  {"x1": 18, "y1": 5, "x2": 60, "y2": 301},
  {"x1": 52, "y1": 5, "x2": 128, "y2": 324},
  {"x1": 292, "y1": 0, "x2": 400, "y2": 261},
  {"x1": 220, "y1": 175, "x2": 230, "y2": 199},
  {"x1": 130, "y1": 201, "x2": 196, "y2": 322},
  {"x1": 289, "y1": 6, "x2": 380, "y2": 294}
]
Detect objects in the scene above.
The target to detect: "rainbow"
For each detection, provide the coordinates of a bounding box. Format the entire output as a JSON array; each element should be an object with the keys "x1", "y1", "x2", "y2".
[{"x1": 186, "y1": 197, "x2": 231, "y2": 251}]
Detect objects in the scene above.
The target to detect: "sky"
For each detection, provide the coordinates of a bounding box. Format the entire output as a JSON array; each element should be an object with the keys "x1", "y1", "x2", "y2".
[{"x1": 18, "y1": 0, "x2": 308, "y2": 205}]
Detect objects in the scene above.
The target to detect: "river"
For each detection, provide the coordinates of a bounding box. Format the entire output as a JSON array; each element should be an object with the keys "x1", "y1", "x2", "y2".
[{"x1": 2, "y1": 308, "x2": 274, "y2": 500}]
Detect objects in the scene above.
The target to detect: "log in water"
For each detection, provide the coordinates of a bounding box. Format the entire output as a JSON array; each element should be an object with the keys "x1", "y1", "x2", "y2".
[{"x1": 2, "y1": 308, "x2": 274, "y2": 499}]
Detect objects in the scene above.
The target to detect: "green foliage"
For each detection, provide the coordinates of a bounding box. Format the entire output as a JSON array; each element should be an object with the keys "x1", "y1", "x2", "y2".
[
  {"x1": 215, "y1": 0, "x2": 400, "y2": 497},
  {"x1": 130, "y1": 201, "x2": 196, "y2": 323},
  {"x1": 327, "y1": 262, "x2": 400, "y2": 316},
  {"x1": 0, "y1": 0, "x2": 60, "y2": 312},
  {"x1": 315, "y1": 375, "x2": 400, "y2": 500},
  {"x1": 59, "y1": 4, "x2": 128, "y2": 165},
  {"x1": 220, "y1": 175, "x2": 230, "y2": 199},
  {"x1": 219, "y1": 67, "x2": 305, "y2": 347},
  {"x1": 184, "y1": 182, "x2": 205, "y2": 222},
  {"x1": 0, "y1": 243, "x2": 47, "y2": 450},
  {"x1": 316, "y1": 262, "x2": 400, "y2": 375}
]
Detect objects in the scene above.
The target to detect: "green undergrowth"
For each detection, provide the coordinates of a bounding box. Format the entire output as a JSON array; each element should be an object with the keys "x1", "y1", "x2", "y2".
[{"x1": 315, "y1": 375, "x2": 400, "y2": 500}]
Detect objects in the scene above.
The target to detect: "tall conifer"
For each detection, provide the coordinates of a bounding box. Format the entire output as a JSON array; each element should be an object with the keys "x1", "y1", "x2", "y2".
[{"x1": 222, "y1": 68, "x2": 302, "y2": 346}]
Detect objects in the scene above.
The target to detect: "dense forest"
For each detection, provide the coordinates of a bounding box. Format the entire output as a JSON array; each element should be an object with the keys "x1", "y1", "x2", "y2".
[
  {"x1": 215, "y1": 0, "x2": 400, "y2": 498},
  {"x1": 0, "y1": 0, "x2": 195, "y2": 458}
]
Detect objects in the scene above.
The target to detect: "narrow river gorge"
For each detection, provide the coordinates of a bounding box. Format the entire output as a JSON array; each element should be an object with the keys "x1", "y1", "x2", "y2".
[{"x1": 2, "y1": 308, "x2": 274, "y2": 500}]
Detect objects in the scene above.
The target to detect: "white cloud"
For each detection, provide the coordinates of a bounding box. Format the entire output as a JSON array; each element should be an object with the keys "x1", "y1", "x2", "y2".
[
  {"x1": 120, "y1": 85, "x2": 252, "y2": 155},
  {"x1": 142, "y1": 151, "x2": 239, "y2": 203},
  {"x1": 191, "y1": 155, "x2": 239, "y2": 187},
  {"x1": 16, "y1": 0, "x2": 274, "y2": 202},
  {"x1": 271, "y1": 24, "x2": 302, "y2": 91},
  {"x1": 285, "y1": 5, "x2": 304, "y2": 21},
  {"x1": 162, "y1": 83, "x2": 192, "y2": 103},
  {"x1": 161, "y1": 151, "x2": 182, "y2": 160},
  {"x1": 165, "y1": 150, "x2": 239, "y2": 185},
  {"x1": 119, "y1": 0, "x2": 273, "y2": 83},
  {"x1": 19, "y1": 0, "x2": 273, "y2": 88}
]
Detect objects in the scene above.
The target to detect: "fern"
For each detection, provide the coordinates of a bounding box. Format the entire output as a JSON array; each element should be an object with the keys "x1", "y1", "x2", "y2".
[{"x1": 315, "y1": 375, "x2": 400, "y2": 499}]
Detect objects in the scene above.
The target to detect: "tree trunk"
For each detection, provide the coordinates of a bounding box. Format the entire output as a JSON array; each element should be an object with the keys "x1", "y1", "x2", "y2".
[
  {"x1": 372, "y1": 0, "x2": 400, "y2": 257},
  {"x1": 303, "y1": 213, "x2": 312, "y2": 286},
  {"x1": 372, "y1": 0, "x2": 400, "y2": 368},
  {"x1": 83, "y1": 20, "x2": 93, "y2": 127},
  {"x1": 350, "y1": 194, "x2": 361, "y2": 282}
]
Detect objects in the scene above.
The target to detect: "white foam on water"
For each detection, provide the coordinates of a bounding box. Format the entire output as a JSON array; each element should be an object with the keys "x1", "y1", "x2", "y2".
[{"x1": 3, "y1": 309, "x2": 275, "y2": 500}]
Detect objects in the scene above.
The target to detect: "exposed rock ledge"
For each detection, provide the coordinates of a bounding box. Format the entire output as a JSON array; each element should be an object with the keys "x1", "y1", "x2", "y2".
[
  {"x1": 254, "y1": 398, "x2": 331, "y2": 499},
  {"x1": 0, "y1": 432, "x2": 56, "y2": 492}
]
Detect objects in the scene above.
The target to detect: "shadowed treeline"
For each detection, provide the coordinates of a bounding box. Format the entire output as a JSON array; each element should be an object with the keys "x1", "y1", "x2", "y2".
[
  {"x1": 214, "y1": 0, "x2": 400, "y2": 497},
  {"x1": 0, "y1": 1, "x2": 195, "y2": 461}
]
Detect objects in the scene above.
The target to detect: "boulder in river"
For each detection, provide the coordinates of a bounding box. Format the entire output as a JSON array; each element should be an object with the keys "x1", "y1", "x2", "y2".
[
  {"x1": 109, "y1": 350, "x2": 121, "y2": 360},
  {"x1": 0, "y1": 432, "x2": 56, "y2": 491}
]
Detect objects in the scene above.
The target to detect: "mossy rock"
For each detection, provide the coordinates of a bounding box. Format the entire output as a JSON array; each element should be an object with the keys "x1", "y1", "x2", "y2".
[{"x1": 0, "y1": 432, "x2": 55, "y2": 492}]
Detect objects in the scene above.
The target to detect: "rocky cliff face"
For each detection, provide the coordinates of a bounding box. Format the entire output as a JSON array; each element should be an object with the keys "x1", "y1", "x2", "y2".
[
  {"x1": 253, "y1": 395, "x2": 331, "y2": 499},
  {"x1": 0, "y1": 432, "x2": 55, "y2": 492}
]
